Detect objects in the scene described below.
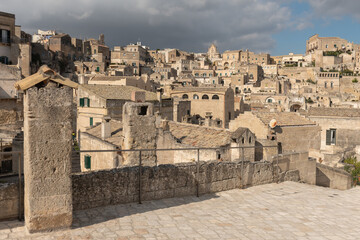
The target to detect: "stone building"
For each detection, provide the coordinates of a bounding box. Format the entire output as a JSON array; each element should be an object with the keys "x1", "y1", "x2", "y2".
[
  {"x1": 240, "y1": 50, "x2": 270, "y2": 65},
  {"x1": 306, "y1": 34, "x2": 351, "y2": 55},
  {"x1": 316, "y1": 72, "x2": 340, "y2": 94},
  {"x1": 80, "y1": 101, "x2": 256, "y2": 171},
  {"x1": 229, "y1": 111, "x2": 321, "y2": 155},
  {"x1": 83, "y1": 35, "x2": 110, "y2": 67},
  {"x1": 87, "y1": 75, "x2": 155, "y2": 92},
  {"x1": 169, "y1": 86, "x2": 235, "y2": 128},
  {"x1": 0, "y1": 63, "x2": 21, "y2": 98},
  {"x1": 207, "y1": 43, "x2": 221, "y2": 61},
  {"x1": 77, "y1": 85, "x2": 158, "y2": 132},
  {"x1": 0, "y1": 11, "x2": 16, "y2": 65},
  {"x1": 304, "y1": 107, "x2": 360, "y2": 165}
]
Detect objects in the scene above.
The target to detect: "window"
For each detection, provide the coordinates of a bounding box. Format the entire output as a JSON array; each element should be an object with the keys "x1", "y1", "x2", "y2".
[
  {"x1": 80, "y1": 98, "x2": 90, "y2": 107},
  {"x1": 138, "y1": 106, "x2": 148, "y2": 115},
  {"x1": 96, "y1": 67, "x2": 100, "y2": 72},
  {"x1": 212, "y1": 95, "x2": 219, "y2": 100},
  {"x1": 216, "y1": 151, "x2": 221, "y2": 160},
  {"x1": 326, "y1": 44, "x2": 328, "y2": 48},
  {"x1": 331, "y1": 82, "x2": 333, "y2": 89},
  {"x1": 90, "y1": 117, "x2": 93, "y2": 126},
  {"x1": 0, "y1": 56, "x2": 9, "y2": 64},
  {"x1": 334, "y1": 44, "x2": 337, "y2": 48},
  {"x1": 94, "y1": 49, "x2": 97, "y2": 54},
  {"x1": 182, "y1": 94, "x2": 189, "y2": 99},
  {"x1": 249, "y1": 137, "x2": 252, "y2": 143},
  {"x1": 0, "y1": 30, "x2": 10, "y2": 43},
  {"x1": 325, "y1": 82, "x2": 327, "y2": 88},
  {"x1": 84, "y1": 155, "x2": 91, "y2": 169},
  {"x1": 203, "y1": 73, "x2": 206, "y2": 77},
  {"x1": 202, "y1": 94, "x2": 209, "y2": 99},
  {"x1": 326, "y1": 129, "x2": 336, "y2": 145},
  {"x1": 195, "y1": 73, "x2": 199, "y2": 77},
  {"x1": 193, "y1": 94, "x2": 199, "y2": 99}
]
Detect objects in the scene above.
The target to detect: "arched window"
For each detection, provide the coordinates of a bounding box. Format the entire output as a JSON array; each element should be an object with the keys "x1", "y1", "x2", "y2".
[
  {"x1": 193, "y1": 94, "x2": 199, "y2": 99},
  {"x1": 266, "y1": 98, "x2": 274, "y2": 103},
  {"x1": 203, "y1": 73, "x2": 207, "y2": 77},
  {"x1": 182, "y1": 94, "x2": 189, "y2": 99},
  {"x1": 212, "y1": 95, "x2": 219, "y2": 100},
  {"x1": 202, "y1": 94, "x2": 209, "y2": 99},
  {"x1": 195, "y1": 73, "x2": 199, "y2": 77}
]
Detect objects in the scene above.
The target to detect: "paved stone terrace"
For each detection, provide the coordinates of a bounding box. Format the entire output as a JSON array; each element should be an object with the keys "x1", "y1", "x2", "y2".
[{"x1": 1, "y1": 182, "x2": 360, "y2": 239}]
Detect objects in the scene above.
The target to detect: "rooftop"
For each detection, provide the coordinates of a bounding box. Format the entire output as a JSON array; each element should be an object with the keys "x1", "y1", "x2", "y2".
[
  {"x1": 254, "y1": 111, "x2": 316, "y2": 126},
  {"x1": 14, "y1": 65, "x2": 78, "y2": 90},
  {"x1": 90, "y1": 76, "x2": 139, "y2": 82},
  {"x1": 86, "y1": 120, "x2": 123, "y2": 146},
  {"x1": 80, "y1": 84, "x2": 158, "y2": 101},
  {"x1": 171, "y1": 86, "x2": 230, "y2": 94},
  {"x1": 307, "y1": 107, "x2": 360, "y2": 118},
  {"x1": 0, "y1": 11, "x2": 15, "y2": 18},
  {"x1": 2, "y1": 182, "x2": 360, "y2": 239},
  {"x1": 168, "y1": 122, "x2": 244, "y2": 148}
]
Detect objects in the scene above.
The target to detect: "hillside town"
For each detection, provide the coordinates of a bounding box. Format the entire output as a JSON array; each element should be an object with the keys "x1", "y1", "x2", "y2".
[{"x1": 1, "y1": 9, "x2": 360, "y2": 238}]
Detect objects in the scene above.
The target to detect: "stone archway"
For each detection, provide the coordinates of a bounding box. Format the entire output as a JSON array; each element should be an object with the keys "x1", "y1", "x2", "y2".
[{"x1": 290, "y1": 104, "x2": 301, "y2": 112}]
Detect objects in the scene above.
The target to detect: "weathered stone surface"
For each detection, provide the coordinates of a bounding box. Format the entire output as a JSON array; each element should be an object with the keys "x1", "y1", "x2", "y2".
[
  {"x1": 0, "y1": 182, "x2": 23, "y2": 221},
  {"x1": 23, "y1": 86, "x2": 73, "y2": 233},
  {"x1": 72, "y1": 159, "x2": 302, "y2": 211}
]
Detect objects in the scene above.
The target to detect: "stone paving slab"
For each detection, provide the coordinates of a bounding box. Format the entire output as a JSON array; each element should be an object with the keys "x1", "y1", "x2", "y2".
[{"x1": 1, "y1": 182, "x2": 360, "y2": 239}]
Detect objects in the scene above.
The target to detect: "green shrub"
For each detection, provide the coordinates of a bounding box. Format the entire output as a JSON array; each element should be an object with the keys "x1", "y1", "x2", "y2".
[
  {"x1": 352, "y1": 78, "x2": 358, "y2": 83},
  {"x1": 306, "y1": 79, "x2": 316, "y2": 84},
  {"x1": 344, "y1": 156, "x2": 360, "y2": 185}
]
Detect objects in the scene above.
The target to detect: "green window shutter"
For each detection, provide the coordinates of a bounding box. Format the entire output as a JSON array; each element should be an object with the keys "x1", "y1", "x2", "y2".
[
  {"x1": 87, "y1": 98, "x2": 90, "y2": 107},
  {"x1": 326, "y1": 130, "x2": 331, "y2": 145},
  {"x1": 79, "y1": 98, "x2": 84, "y2": 107},
  {"x1": 84, "y1": 155, "x2": 91, "y2": 169},
  {"x1": 90, "y1": 117, "x2": 93, "y2": 126}
]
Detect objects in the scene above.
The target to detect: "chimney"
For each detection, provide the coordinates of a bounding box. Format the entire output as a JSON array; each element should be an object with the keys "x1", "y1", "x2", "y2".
[
  {"x1": 101, "y1": 116, "x2": 111, "y2": 139},
  {"x1": 204, "y1": 112, "x2": 212, "y2": 127}
]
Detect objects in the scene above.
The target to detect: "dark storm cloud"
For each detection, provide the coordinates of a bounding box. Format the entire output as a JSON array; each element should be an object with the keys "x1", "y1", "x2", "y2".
[{"x1": 1, "y1": 0, "x2": 294, "y2": 53}]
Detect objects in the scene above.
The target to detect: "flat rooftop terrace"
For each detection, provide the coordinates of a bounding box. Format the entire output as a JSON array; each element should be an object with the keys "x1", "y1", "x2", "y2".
[{"x1": 1, "y1": 181, "x2": 359, "y2": 239}]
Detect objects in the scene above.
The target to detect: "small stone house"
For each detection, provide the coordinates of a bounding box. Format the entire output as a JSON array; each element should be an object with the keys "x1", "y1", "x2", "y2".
[
  {"x1": 79, "y1": 102, "x2": 256, "y2": 172},
  {"x1": 229, "y1": 110, "x2": 321, "y2": 156}
]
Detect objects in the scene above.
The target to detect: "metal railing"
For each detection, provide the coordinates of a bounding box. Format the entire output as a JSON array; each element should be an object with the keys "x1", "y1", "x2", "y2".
[{"x1": 74, "y1": 145, "x2": 279, "y2": 204}]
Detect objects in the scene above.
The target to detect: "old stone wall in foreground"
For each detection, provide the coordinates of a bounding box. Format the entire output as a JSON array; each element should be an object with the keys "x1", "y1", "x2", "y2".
[{"x1": 72, "y1": 160, "x2": 300, "y2": 211}]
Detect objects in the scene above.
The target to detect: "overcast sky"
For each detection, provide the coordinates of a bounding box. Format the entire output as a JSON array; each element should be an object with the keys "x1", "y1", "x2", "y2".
[{"x1": 1, "y1": 0, "x2": 360, "y2": 55}]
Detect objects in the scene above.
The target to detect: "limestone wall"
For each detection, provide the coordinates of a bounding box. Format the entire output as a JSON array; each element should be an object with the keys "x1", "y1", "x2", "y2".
[
  {"x1": 316, "y1": 163, "x2": 352, "y2": 190},
  {"x1": 0, "y1": 182, "x2": 23, "y2": 221},
  {"x1": 72, "y1": 160, "x2": 300, "y2": 211},
  {"x1": 272, "y1": 152, "x2": 316, "y2": 185}
]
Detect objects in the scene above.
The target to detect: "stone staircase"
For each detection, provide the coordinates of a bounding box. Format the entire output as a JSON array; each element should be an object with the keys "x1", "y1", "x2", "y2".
[{"x1": 71, "y1": 150, "x2": 81, "y2": 173}]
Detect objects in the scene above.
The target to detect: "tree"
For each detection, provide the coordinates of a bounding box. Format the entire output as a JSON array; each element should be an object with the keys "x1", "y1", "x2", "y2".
[{"x1": 344, "y1": 156, "x2": 360, "y2": 186}]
